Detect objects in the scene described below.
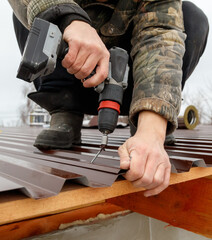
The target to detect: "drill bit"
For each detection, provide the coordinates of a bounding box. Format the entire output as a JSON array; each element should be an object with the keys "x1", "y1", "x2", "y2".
[
  {"x1": 90, "y1": 133, "x2": 108, "y2": 164},
  {"x1": 90, "y1": 148, "x2": 103, "y2": 164}
]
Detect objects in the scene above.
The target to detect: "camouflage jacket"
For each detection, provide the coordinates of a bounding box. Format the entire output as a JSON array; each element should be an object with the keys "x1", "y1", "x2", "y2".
[{"x1": 8, "y1": 0, "x2": 186, "y2": 134}]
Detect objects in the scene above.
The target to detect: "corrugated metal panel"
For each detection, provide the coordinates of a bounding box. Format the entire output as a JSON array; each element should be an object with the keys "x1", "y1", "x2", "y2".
[{"x1": 0, "y1": 125, "x2": 210, "y2": 199}]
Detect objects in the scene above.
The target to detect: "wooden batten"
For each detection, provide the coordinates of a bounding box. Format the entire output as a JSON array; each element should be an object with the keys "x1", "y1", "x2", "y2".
[
  {"x1": 108, "y1": 177, "x2": 212, "y2": 238},
  {"x1": 0, "y1": 167, "x2": 211, "y2": 228},
  {"x1": 0, "y1": 203, "x2": 128, "y2": 240}
]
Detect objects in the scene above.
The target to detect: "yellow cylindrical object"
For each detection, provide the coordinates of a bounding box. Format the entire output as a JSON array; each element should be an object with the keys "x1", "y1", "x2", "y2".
[{"x1": 177, "y1": 105, "x2": 199, "y2": 130}]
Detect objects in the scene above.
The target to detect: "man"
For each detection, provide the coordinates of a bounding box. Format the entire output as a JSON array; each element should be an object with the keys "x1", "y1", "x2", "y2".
[{"x1": 9, "y1": 0, "x2": 209, "y2": 197}]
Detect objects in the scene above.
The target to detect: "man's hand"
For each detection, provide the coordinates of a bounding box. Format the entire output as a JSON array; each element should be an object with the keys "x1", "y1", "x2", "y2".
[
  {"x1": 118, "y1": 111, "x2": 171, "y2": 197},
  {"x1": 62, "y1": 20, "x2": 110, "y2": 88}
]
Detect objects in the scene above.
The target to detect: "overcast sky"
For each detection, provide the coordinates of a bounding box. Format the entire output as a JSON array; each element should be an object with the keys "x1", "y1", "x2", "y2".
[{"x1": 0, "y1": 0, "x2": 212, "y2": 126}]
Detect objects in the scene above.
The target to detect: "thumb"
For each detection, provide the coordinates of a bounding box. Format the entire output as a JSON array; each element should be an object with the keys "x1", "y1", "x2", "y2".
[{"x1": 118, "y1": 144, "x2": 130, "y2": 170}]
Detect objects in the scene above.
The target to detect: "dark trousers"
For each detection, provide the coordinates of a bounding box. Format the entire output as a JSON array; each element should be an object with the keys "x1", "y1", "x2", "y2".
[{"x1": 13, "y1": 1, "x2": 209, "y2": 115}]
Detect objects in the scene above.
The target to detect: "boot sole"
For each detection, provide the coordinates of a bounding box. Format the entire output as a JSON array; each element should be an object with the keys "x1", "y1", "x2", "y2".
[
  {"x1": 34, "y1": 129, "x2": 80, "y2": 150},
  {"x1": 34, "y1": 142, "x2": 73, "y2": 150}
]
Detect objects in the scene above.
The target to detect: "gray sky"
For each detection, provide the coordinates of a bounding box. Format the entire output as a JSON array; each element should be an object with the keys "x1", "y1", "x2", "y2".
[{"x1": 0, "y1": 0, "x2": 212, "y2": 125}]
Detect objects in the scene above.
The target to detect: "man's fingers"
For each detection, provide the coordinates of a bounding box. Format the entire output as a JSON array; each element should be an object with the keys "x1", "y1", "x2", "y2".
[
  {"x1": 118, "y1": 144, "x2": 130, "y2": 170},
  {"x1": 124, "y1": 149, "x2": 147, "y2": 182},
  {"x1": 62, "y1": 21, "x2": 109, "y2": 84},
  {"x1": 66, "y1": 48, "x2": 89, "y2": 75},
  {"x1": 131, "y1": 157, "x2": 158, "y2": 188},
  {"x1": 143, "y1": 166, "x2": 171, "y2": 197},
  {"x1": 74, "y1": 53, "x2": 97, "y2": 80},
  {"x1": 135, "y1": 162, "x2": 166, "y2": 189},
  {"x1": 83, "y1": 57, "x2": 109, "y2": 88},
  {"x1": 62, "y1": 44, "x2": 78, "y2": 69}
]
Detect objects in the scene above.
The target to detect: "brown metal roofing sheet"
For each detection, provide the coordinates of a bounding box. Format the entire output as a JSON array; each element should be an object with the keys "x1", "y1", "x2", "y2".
[
  {"x1": 0, "y1": 154, "x2": 66, "y2": 199},
  {"x1": 0, "y1": 176, "x2": 22, "y2": 192},
  {"x1": 0, "y1": 125, "x2": 211, "y2": 199}
]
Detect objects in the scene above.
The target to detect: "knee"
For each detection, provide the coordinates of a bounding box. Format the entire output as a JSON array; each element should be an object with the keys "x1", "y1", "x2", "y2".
[{"x1": 183, "y1": 1, "x2": 209, "y2": 40}]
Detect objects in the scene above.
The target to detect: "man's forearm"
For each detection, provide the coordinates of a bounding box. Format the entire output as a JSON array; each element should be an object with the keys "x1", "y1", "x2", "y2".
[
  {"x1": 136, "y1": 111, "x2": 167, "y2": 143},
  {"x1": 129, "y1": 0, "x2": 186, "y2": 135}
]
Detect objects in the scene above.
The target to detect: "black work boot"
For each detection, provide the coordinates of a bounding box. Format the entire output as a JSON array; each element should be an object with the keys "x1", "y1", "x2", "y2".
[
  {"x1": 34, "y1": 112, "x2": 83, "y2": 150},
  {"x1": 28, "y1": 90, "x2": 84, "y2": 150}
]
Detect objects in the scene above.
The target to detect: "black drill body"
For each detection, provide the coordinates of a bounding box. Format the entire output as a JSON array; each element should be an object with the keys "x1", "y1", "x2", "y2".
[
  {"x1": 98, "y1": 47, "x2": 129, "y2": 137},
  {"x1": 17, "y1": 18, "x2": 129, "y2": 151}
]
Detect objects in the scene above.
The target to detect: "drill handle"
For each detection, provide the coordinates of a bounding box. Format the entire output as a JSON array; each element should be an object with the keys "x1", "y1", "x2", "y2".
[
  {"x1": 58, "y1": 40, "x2": 69, "y2": 59},
  {"x1": 98, "y1": 47, "x2": 129, "y2": 105},
  {"x1": 109, "y1": 47, "x2": 129, "y2": 85},
  {"x1": 95, "y1": 47, "x2": 129, "y2": 94}
]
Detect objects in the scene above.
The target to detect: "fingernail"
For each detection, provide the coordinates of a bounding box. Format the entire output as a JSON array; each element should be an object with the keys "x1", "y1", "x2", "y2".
[
  {"x1": 144, "y1": 193, "x2": 150, "y2": 197},
  {"x1": 121, "y1": 160, "x2": 129, "y2": 166},
  {"x1": 123, "y1": 159, "x2": 130, "y2": 163}
]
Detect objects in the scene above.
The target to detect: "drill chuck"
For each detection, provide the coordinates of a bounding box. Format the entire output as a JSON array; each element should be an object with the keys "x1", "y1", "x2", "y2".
[{"x1": 98, "y1": 108, "x2": 119, "y2": 134}]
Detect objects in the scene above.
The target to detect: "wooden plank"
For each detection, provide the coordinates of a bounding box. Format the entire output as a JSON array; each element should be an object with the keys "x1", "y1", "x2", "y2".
[
  {"x1": 0, "y1": 203, "x2": 128, "y2": 240},
  {"x1": 108, "y1": 177, "x2": 212, "y2": 239},
  {"x1": 0, "y1": 167, "x2": 211, "y2": 226}
]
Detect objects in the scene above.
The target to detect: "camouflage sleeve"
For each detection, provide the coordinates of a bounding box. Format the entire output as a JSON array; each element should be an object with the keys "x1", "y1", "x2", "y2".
[
  {"x1": 130, "y1": 0, "x2": 186, "y2": 134},
  {"x1": 8, "y1": 0, "x2": 90, "y2": 29}
]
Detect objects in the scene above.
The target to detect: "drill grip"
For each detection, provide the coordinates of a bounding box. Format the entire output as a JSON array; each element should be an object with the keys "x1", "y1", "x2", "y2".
[
  {"x1": 109, "y1": 47, "x2": 129, "y2": 83},
  {"x1": 99, "y1": 47, "x2": 129, "y2": 105}
]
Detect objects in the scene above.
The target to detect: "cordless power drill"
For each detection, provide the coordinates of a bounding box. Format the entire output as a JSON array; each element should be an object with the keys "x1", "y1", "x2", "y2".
[{"x1": 17, "y1": 18, "x2": 129, "y2": 161}]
